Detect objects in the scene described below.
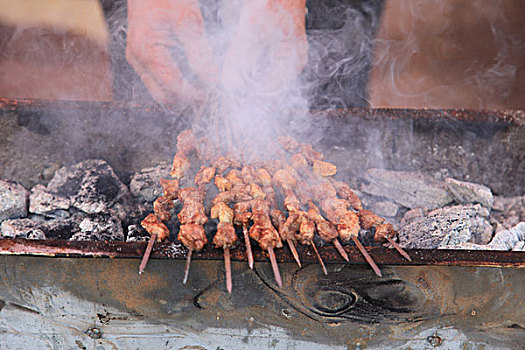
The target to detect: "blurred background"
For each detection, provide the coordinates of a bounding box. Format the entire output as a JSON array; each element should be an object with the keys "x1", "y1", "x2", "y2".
[{"x1": 0, "y1": 0, "x2": 523, "y2": 109}]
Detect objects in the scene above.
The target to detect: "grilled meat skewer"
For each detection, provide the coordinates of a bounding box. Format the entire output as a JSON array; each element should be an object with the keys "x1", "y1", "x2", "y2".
[
  {"x1": 139, "y1": 213, "x2": 170, "y2": 274},
  {"x1": 211, "y1": 202, "x2": 238, "y2": 293}
]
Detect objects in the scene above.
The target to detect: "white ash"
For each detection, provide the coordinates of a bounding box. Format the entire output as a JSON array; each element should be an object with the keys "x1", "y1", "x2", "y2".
[
  {"x1": 445, "y1": 178, "x2": 494, "y2": 208},
  {"x1": 399, "y1": 204, "x2": 493, "y2": 249},
  {"x1": 1, "y1": 218, "x2": 45, "y2": 239},
  {"x1": 440, "y1": 222, "x2": 525, "y2": 251},
  {"x1": 126, "y1": 224, "x2": 149, "y2": 242},
  {"x1": 370, "y1": 201, "x2": 398, "y2": 217},
  {"x1": 70, "y1": 213, "x2": 124, "y2": 241},
  {"x1": 0, "y1": 180, "x2": 28, "y2": 221},
  {"x1": 360, "y1": 168, "x2": 453, "y2": 210},
  {"x1": 129, "y1": 162, "x2": 171, "y2": 203},
  {"x1": 29, "y1": 184, "x2": 70, "y2": 216}
]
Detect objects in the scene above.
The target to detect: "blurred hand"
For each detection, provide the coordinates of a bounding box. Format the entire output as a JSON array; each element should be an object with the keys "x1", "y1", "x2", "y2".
[
  {"x1": 126, "y1": 0, "x2": 219, "y2": 107},
  {"x1": 222, "y1": 0, "x2": 308, "y2": 95}
]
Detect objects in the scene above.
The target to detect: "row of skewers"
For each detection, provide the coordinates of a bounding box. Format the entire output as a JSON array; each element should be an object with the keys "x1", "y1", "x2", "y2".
[{"x1": 139, "y1": 130, "x2": 411, "y2": 293}]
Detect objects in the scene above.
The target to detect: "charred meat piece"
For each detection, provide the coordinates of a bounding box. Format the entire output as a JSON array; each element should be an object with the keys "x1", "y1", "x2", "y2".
[
  {"x1": 312, "y1": 160, "x2": 337, "y2": 177},
  {"x1": 273, "y1": 169, "x2": 297, "y2": 193},
  {"x1": 212, "y1": 156, "x2": 232, "y2": 174},
  {"x1": 256, "y1": 168, "x2": 273, "y2": 187},
  {"x1": 337, "y1": 211, "x2": 360, "y2": 241},
  {"x1": 295, "y1": 181, "x2": 313, "y2": 204},
  {"x1": 300, "y1": 143, "x2": 323, "y2": 163},
  {"x1": 320, "y1": 198, "x2": 349, "y2": 222},
  {"x1": 241, "y1": 166, "x2": 257, "y2": 184},
  {"x1": 141, "y1": 213, "x2": 170, "y2": 241},
  {"x1": 178, "y1": 223, "x2": 207, "y2": 251},
  {"x1": 332, "y1": 180, "x2": 362, "y2": 210},
  {"x1": 194, "y1": 166, "x2": 216, "y2": 187},
  {"x1": 249, "y1": 212, "x2": 282, "y2": 250},
  {"x1": 261, "y1": 159, "x2": 283, "y2": 176},
  {"x1": 178, "y1": 188, "x2": 207, "y2": 225},
  {"x1": 153, "y1": 196, "x2": 175, "y2": 221},
  {"x1": 159, "y1": 178, "x2": 179, "y2": 199},
  {"x1": 278, "y1": 136, "x2": 299, "y2": 151},
  {"x1": 225, "y1": 169, "x2": 244, "y2": 189},
  {"x1": 374, "y1": 223, "x2": 396, "y2": 242},
  {"x1": 214, "y1": 175, "x2": 231, "y2": 192},
  {"x1": 307, "y1": 202, "x2": 338, "y2": 241},
  {"x1": 249, "y1": 183, "x2": 265, "y2": 199},
  {"x1": 170, "y1": 153, "x2": 190, "y2": 180},
  {"x1": 213, "y1": 222, "x2": 237, "y2": 249},
  {"x1": 210, "y1": 202, "x2": 234, "y2": 223},
  {"x1": 310, "y1": 182, "x2": 337, "y2": 202},
  {"x1": 284, "y1": 193, "x2": 301, "y2": 212},
  {"x1": 211, "y1": 189, "x2": 252, "y2": 206},
  {"x1": 298, "y1": 218, "x2": 315, "y2": 245},
  {"x1": 233, "y1": 202, "x2": 252, "y2": 226},
  {"x1": 290, "y1": 153, "x2": 308, "y2": 172},
  {"x1": 358, "y1": 210, "x2": 385, "y2": 230},
  {"x1": 270, "y1": 209, "x2": 286, "y2": 231}
]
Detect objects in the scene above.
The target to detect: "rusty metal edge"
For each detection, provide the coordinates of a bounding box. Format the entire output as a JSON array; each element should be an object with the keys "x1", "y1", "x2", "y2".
[
  {"x1": 1, "y1": 97, "x2": 524, "y2": 126},
  {"x1": 0, "y1": 239, "x2": 523, "y2": 268}
]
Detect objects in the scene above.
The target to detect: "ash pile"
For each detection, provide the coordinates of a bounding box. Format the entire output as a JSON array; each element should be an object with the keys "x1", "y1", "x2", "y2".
[{"x1": 0, "y1": 159, "x2": 524, "y2": 251}]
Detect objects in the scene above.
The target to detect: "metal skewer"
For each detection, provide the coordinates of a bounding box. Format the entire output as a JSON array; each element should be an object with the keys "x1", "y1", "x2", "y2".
[
  {"x1": 386, "y1": 236, "x2": 412, "y2": 261},
  {"x1": 139, "y1": 234, "x2": 157, "y2": 274},
  {"x1": 224, "y1": 247, "x2": 233, "y2": 294},
  {"x1": 183, "y1": 249, "x2": 193, "y2": 284},
  {"x1": 243, "y1": 225, "x2": 254, "y2": 269},
  {"x1": 332, "y1": 238, "x2": 349, "y2": 262},
  {"x1": 311, "y1": 242, "x2": 328, "y2": 275},
  {"x1": 267, "y1": 246, "x2": 283, "y2": 288},
  {"x1": 351, "y1": 236, "x2": 382, "y2": 277},
  {"x1": 286, "y1": 238, "x2": 302, "y2": 267}
]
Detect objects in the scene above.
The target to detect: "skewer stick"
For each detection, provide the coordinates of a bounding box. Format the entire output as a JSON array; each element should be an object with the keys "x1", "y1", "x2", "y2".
[
  {"x1": 267, "y1": 246, "x2": 283, "y2": 288},
  {"x1": 139, "y1": 234, "x2": 157, "y2": 274},
  {"x1": 351, "y1": 236, "x2": 382, "y2": 277},
  {"x1": 183, "y1": 249, "x2": 193, "y2": 284},
  {"x1": 243, "y1": 225, "x2": 254, "y2": 269},
  {"x1": 311, "y1": 242, "x2": 328, "y2": 275},
  {"x1": 286, "y1": 239, "x2": 302, "y2": 267},
  {"x1": 386, "y1": 236, "x2": 412, "y2": 261},
  {"x1": 224, "y1": 247, "x2": 233, "y2": 294},
  {"x1": 332, "y1": 238, "x2": 349, "y2": 262}
]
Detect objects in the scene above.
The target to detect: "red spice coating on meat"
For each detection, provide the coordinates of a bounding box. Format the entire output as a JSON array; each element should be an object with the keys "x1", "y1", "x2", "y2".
[
  {"x1": 358, "y1": 210, "x2": 385, "y2": 230},
  {"x1": 178, "y1": 224, "x2": 207, "y2": 251},
  {"x1": 141, "y1": 213, "x2": 170, "y2": 241}
]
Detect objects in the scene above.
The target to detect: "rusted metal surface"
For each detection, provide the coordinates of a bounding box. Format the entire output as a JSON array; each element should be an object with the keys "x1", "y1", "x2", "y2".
[
  {"x1": 1, "y1": 238, "x2": 523, "y2": 268},
  {"x1": 0, "y1": 255, "x2": 524, "y2": 349}
]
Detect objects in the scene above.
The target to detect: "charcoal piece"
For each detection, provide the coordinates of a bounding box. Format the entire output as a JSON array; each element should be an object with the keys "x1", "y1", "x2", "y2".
[
  {"x1": 445, "y1": 178, "x2": 494, "y2": 208},
  {"x1": 44, "y1": 215, "x2": 84, "y2": 240},
  {"x1": 401, "y1": 208, "x2": 425, "y2": 225},
  {"x1": 491, "y1": 195, "x2": 525, "y2": 229},
  {"x1": 512, "y1": 241, "x2": 525, "y2": 251},
  {"x1": 29, "y1": 184, "x2": 70, "y2": 215},
  {"x1": 1, "y1": 218, "x2": 45, "y2": 239},
  {"x1": 370, "y1": 201, "x2": 398, "y2": 217},
  {"x1": 126, "y1": 224, "x2": 149, "y2": 242},
  {"x1": 0, "y1": 180, "x2": 29, "y2": 221},
  {"x1": 487, "y1": 222, "x2": 525, "y2": 250},
  {"x1": 360, "y1": 169, "x2": 453, "y2": 210},
  {"x1": 129, "y1": 162, "x2": 171, "y2": 203},
  {"x1": 70, "y1": 213, "x2": 124, "y2": 241},
  {"x1": 47, "y1": 159, "x2": 129, "y2": 214},
  {"x1": 399, "y1": 204, "x2": 493, "y2": 249}
]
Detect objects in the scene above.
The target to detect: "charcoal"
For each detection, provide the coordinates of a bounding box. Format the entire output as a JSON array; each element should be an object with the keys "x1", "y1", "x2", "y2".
[
  {"x1": 46, "y1": 159, "x2": 129, "y2": 214},
  {"x1": 370, "y1": 201, "x2": 398, "y2": 217},
  {"x1": 1, "y1": 218, "x2": 45, "y2": 239},
  {"x1": 399, "y1": 204, "x2": 493, "y2": 249},
  {"x1": 512, "y1": 241, "x2": 525, "y2": 251},
  {"x1": 29, "y1": 184, "x2": 70, "y2": 216},
  {"x1": 360, "y1": 169, "x2": 453, "y2": 210},
  {"x1": 487, "y1": 222, "x2": 525, "y2": 250},
  {"x1": 44, "y1": 215, "x2": 83, "y2": 240},
  {"x1": 490, "y1": 195, "x2": 525, "y2": 229},
  {"x1": 129, "y1": 162, "x2": 171, "y2": 203},
  {"x1": 126, "y1": 224, "x2": 149, "y2": 242},
  {"x1": 0, "y1": 180, "x2": 29, "y2": 221},
  {"x1": 70, "y1": 213, "x2": 124, "y2": 241},
  {"x1": 445, "y1": 178, "x2": 494, "y2": 208}
]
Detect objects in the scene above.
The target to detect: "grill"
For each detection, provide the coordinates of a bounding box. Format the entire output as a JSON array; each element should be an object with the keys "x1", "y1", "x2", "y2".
[{"x1": 0, "y1": 98, "x2": 524, "y2": 349}]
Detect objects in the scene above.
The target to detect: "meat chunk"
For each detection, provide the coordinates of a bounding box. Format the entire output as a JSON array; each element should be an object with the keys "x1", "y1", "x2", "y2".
[
  {"x1": 290, "y1": 153, "x2": 308, "y2": 172},
  {"x1": 273, "y1": 169, "x2": 297, "y2": 193},
  {"x1": 256, "y1": 168, "x2": 273, "y2": 187},
  {"x1": 159, "y1": 179, "x2": 179, "y2": 199},
  {"x1": 332, "y1": 180, "x2": 362, "y2": 210},
  {"x1": 307, "y1": 202, "x2": 337, "y2": 241},
  {"x1": 337, "y1": 211, "x2": 360, "y2": 241},
  {"x1": 300, "y1": 143, "x2": 323, "y2": 163},
  {"x1": 170, "y1": 153, "x2": 190, "y2": 179},
  {"x1": 358, "y1": 210, "x2": 385, "y2": 230},
  {"x1": 178, "y1": 224, "x2": 207, "y2": 251},
  {"x1": 312, "y1": 160, "x2": 337, "y2": 177},
  {"x1": 241, "y1": 166, "x2": 257, "y2": 184},
  {"x1": 213, "y1": 222, "x2": 237, "y2": 248},
  {"x1": 194, "y1": 166, "x2": 216, "y2": 187},
  {"x1": 249, "y1": 212, "x2": 282, "y2": 250},
  {"x1": 310, "y1": 182, "x2": 337, "y2": 202},
  {"x1": 178, "y1": 200, "x2": 207, "y2": 225},
  {"x1": 374, "y1": 223, "x2": 397, "y2": 242},
  {"x1": 210, "y1": 202, "x2": 234, "y2": 223},
  {"x1": 278, "y1": 136, "x2": 299, "y2": 151},
  {"x1": 212, "y1": 156, "x2": 232, "y2": 174},
  {"x1": 141, "y1": 213, "x2": 170, "y2": 241},
  {"x1": 298, "y1": 219, "x2": 315, "y2": 245},
  {"x1": 214, "y1": 175, "x2": 231, "y2": 192},
  {"x1": 233, "y1": 202, "x2": 252, "y2": 226},
  {"x1": 153, "y1": 196, "x2": 175, "y2": 221}
]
